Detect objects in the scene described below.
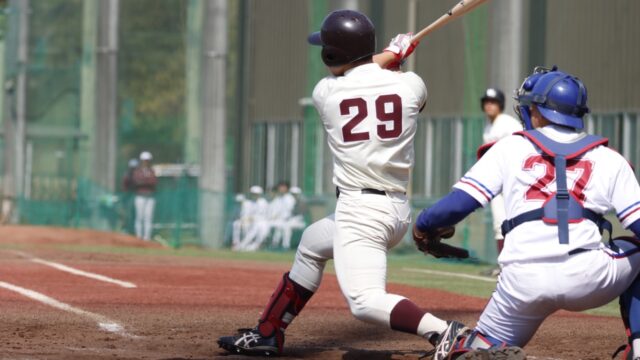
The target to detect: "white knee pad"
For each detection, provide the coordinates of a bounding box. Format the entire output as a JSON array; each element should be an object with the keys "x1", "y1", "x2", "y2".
[
  {"x1": 289, "y1": 217, "x2": 335, "y2": 292},
  {"x1": 345, "y1": 289, "x2": 403, "y2": 325}
]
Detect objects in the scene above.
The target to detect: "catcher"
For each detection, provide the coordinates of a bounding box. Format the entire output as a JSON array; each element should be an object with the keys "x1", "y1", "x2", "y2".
[{"x1": 414, "y1": 66, "x2": 640, "y2": 359}]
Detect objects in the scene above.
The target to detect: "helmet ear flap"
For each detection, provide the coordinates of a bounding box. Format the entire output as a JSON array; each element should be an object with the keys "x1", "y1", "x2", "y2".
[{"x1": 321, "y1": 46, "x2": 349, "y2": 67}]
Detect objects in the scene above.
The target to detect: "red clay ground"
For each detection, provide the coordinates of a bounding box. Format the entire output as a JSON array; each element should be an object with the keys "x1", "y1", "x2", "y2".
[{"x1": 0, "y1": 226, "x2": 628, "y2": 359}]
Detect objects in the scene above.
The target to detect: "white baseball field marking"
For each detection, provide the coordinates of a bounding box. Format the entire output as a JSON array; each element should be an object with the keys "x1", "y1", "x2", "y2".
[
  {"x1": 8, "y1": 250, "x2": 136, "y2": 288},
  {"x1": 0, "y1": 281, "x2": 135, "y2": 337},
  {"x1": 401, "y1": 267, "x2": 497, "y2": 283}
]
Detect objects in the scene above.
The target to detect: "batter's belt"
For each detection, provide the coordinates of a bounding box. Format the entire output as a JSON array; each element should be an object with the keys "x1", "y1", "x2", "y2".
[{"x1": 335, "y1": 187, "x2": 402, "y2": 198}]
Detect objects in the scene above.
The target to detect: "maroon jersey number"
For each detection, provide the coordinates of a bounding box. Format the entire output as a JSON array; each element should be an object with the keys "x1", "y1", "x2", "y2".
[
  {"x1": 340, "y1": 94, "x2": 403, "y2": 143},
  {"x1": 340, "y1": 98, "x2": 370, "y2": 142}
]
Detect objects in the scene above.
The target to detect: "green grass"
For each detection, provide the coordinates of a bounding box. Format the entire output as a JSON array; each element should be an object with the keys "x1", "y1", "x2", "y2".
[{"x1": 1, "y1": 242, "x2": 619, "y2": 317}]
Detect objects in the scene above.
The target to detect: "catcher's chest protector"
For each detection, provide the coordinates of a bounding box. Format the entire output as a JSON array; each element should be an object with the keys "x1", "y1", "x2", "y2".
[{"x1": 501, "y1": 129, "x2": 611, "y2": 244}]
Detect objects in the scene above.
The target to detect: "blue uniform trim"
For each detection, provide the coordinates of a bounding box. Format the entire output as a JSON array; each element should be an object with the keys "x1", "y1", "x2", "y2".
[
  {"x1": 618, "y1": 201, "x2": 640, "y2": 218},
  {"x1": 462, "y1": 176, "x2": 495, "y2": 198}
]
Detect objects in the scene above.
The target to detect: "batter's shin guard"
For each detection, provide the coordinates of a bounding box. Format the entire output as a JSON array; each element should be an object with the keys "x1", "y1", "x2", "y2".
[{"x1": 257, "y1": 272, "x2": 314, "y2": 350}]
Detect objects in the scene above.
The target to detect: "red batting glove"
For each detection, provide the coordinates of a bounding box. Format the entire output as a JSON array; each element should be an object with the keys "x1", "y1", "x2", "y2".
[{"x1": 384, "y1": 33, "x2": 419, "y2": 70}]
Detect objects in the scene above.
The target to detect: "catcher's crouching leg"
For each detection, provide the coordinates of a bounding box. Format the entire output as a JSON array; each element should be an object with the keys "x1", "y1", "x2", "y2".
[{"x1": 217, "y1": 272, "x2": 314, "y2": 356}]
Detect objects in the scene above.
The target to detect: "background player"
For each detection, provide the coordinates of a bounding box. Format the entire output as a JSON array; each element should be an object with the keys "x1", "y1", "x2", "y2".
[
  {"x1": 413, "y1": 66, "x2": 640, "y2": 359},
  {"x1": 479, "y1": 88, "x2": 522, "y2": 276},
  {"x1": 232, "y1": 185, "x2": 268, "y2": 251},
  {"x1": 218, "y1": 10, "x2": 468, "y2": 359},
  {"x1": 132, "y1": 151, "x2": 157, "y2": 241}
]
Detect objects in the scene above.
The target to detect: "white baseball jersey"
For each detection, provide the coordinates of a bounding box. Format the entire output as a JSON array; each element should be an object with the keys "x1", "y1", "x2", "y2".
[
  {"x1": 483, "y1": 113, "x2": 523, "y2": 144},
  {"x1": 267, "y1": 193, "x2": 296, "y2": 220},
  {"x1": 455, "y1": 124, "x2": 640, "y2": 264},
  {"x1": 312, "y1": 63, "x2": 427, "y2": 193},
  {"x1": 483, "y1": 113, "x2": 522, "y2": 240},
  {"x1": 239, "y1": 198, "x2": 269, "y2": 220}
]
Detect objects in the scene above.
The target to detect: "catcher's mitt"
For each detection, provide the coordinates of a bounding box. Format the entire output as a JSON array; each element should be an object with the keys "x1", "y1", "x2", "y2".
[{"x1": 412, "y1": 224, "x2": 469, "y2": 259}]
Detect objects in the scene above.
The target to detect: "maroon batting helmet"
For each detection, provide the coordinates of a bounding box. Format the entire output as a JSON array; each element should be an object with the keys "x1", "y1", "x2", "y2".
[{"x1": 308, "y1": 10, "x2": 376, "y2": 67}]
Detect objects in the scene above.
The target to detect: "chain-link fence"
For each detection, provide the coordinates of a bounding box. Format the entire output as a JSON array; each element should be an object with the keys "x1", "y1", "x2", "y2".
[{"x1": 0, "y1": 1, "x2": 639, "y2": 264}]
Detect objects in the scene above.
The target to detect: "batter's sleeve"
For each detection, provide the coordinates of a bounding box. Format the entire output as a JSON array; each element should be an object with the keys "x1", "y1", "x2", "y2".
[
  {"x1": 400, "y1": 72, "x2": 427, "y2": 111},
  {"x1": 312, "y1": 77, "x2": 333, "y2": 114},
  {"x1": 611, "y1": 157, "x2": 640, "y2": 228},
  {"x1": 453, "y1": 137, "x2": 509, "y2": 207}
]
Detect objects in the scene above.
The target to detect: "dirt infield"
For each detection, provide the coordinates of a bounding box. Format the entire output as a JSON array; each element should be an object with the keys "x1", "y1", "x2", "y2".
[{"x1": 0, "y1": 226, "x2": 628, "y2": 359}]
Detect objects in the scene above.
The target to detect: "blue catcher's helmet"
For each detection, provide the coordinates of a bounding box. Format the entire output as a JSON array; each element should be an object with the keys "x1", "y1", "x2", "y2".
[{"x1": 514, "y1": 66, "x2": 589, "y2": 130}]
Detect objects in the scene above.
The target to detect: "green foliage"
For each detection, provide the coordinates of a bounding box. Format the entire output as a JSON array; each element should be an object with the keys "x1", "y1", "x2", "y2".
[
  {"x1": 118, "y1": 0, "x2": 186, "y2": 121},
  {"x1": 117, "y1": 0, "x2": 188, "y2": 168},
  {"x1": 29, "y1": 0, "x2": 82, "y2": 67},
  {"x1": 26, "y1": 0, "x2": 82, "y2": 126}
]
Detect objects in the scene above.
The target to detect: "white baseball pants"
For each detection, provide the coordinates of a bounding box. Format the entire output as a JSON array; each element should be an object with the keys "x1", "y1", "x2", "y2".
[
  {"x1": 238, "y1": 219, "x2": 271, "y2": 251},
  {"x1": 477, "y1": 239, "x2": 640, "y2": 346},
  {"x1": 289, "y1": 189, "x2": 411, "y2": 326},
  {"x1": 134, "y1": 195, "x2": 155, "y2": 240},
  {"x1": 272, "y1": 216, "x2": 306, "y2": 249}
]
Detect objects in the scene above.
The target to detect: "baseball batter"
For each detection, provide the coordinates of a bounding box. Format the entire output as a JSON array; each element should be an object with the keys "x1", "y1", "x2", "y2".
[
  {"x1": 218, "y1": 10, "x2": 468, "y2": 359},
  {"x1": 414, "y1": 66, "x2": 640, "y2": 359},
  {"x1": 479, "y1": 88, "x2": 522, "y2": 275}
]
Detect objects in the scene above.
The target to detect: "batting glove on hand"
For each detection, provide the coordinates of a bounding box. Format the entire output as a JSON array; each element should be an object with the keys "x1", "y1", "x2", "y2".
[
  {"x1": 412, "y1": 224, "x2": 469, "y2": 259},
  {"x1": 384, "y1": 33, "x2": 418, "y2": 70}
]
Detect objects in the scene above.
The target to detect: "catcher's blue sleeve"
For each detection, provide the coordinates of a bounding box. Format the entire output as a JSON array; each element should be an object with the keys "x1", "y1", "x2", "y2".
[
  {"x1": 629, "y1": 219, "x2": 640, "y2": 238},
  {"x1": 416, "y1": 189, "x2": 482, "y2": 232}
]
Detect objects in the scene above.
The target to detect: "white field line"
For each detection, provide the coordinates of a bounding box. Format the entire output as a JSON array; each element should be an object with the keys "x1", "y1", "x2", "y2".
[
  {"x1": 0, "y1": 281, "x2": 135, "y2": 337},
  {"x1": 8, "y1": 250, "x2": 136, "y2": 289},
  {"x1": 29, "y1": 258, "x2": 136, "y2": 288},
  {"x1": 401, "y1": 267, "x2": 497, "y2": 283}
]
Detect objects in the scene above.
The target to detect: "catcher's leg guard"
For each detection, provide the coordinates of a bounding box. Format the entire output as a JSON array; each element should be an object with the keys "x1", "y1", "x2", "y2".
[
  {"x1": 616, "y1": 237, "x2": 640, "y2": 360},
  {"x1": 617, "y1": 290, "x2": 640, "y2": 359},
  {"x1": 257, "y1": 272, "x2": 314, "y2": 343}
]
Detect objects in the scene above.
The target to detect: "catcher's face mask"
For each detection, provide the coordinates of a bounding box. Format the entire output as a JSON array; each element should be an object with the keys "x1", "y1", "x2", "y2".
[{"x1": 514, "y1": 66, "x2": 557, "y2": 130}]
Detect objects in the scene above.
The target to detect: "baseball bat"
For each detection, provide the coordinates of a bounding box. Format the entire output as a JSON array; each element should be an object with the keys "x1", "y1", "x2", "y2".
[
  {"x1": 375, "y1": 0, "x2": 489, "y2": 68},
  {"x1": 412, "y1": 0, "x2": 489, "y2": 44}
]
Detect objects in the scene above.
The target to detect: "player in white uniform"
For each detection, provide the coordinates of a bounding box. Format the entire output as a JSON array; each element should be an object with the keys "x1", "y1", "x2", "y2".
[
  {"x1": 479, "y1": 88, "x2": 522, "y2": 276},
  {"x1": 236, "y1": 186, "x2": 270, "y2": 251},
  {"x1": 413, "y1": 66, "x2": 640, "y2": 359},
  {"x1": 219, "y1": 10, "x2": 468, "y2": 359},
  {"x1": 270, "y1": 182, "x2": 297, "y2": 249}
]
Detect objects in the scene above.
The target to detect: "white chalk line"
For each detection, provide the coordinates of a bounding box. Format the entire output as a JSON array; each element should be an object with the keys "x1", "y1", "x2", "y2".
[
  {"x1": 402, "y1": 267, "x2": 498, "y2": 283},
  {"x1": 0, "y1": 281, "x2": 136, "y2": 338},
  {"x1": 8, "y1": 250, "x2": 136, "y2": 288}
]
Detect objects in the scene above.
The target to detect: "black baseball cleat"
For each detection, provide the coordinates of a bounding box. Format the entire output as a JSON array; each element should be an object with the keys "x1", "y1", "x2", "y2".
[
  {"x1": 458, "y1": 346, "x2": 526, "y2": 360},
  {"x1": 217, "y1": 327, "x2": 283, "y2": 357},
  {"x1": 432, "y1": 321, "x2": 471, "y2": 360}
]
